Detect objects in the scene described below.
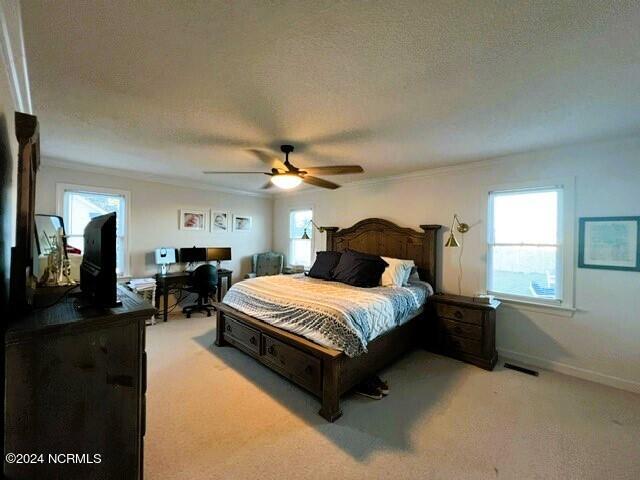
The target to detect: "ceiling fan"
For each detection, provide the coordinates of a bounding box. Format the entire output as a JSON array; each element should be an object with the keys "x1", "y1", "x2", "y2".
[{"x1": 203, "y1": 144, "x2": 364, "y2": 190}]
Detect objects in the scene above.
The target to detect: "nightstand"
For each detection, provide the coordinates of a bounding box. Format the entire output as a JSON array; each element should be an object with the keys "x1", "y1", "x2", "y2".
[{"x1": 428, "y1": 294, "x2": 500, "y2": 370}]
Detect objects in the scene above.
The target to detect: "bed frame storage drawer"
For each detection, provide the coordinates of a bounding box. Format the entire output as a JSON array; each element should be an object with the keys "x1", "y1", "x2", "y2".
[
  {"x1": 263, "y1": 335, "x2": 322, "y2": 394},
  {"x1": 436, "y1": 303, "x2": 483, "y2": 325},
  {"x1": 223, "y1": 317, "x2": 260, "y2": 355}
]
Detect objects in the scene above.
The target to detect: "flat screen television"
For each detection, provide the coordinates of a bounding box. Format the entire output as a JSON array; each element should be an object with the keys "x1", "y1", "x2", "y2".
[{"x1": 79, "y1": 212, "x2": 119, "y2": 307}]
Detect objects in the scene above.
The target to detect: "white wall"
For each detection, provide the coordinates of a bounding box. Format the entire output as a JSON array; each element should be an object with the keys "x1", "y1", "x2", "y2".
[
  {"x1": 273, "y1": 136, "x2": 640, "y2": 392},
  {"x1": 36, "y1": 163, "x2": 273, "y2": 282}
]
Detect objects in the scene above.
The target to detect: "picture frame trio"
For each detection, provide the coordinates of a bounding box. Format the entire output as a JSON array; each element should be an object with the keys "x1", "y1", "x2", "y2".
[{"x1": 179, "y1": 209, "x2": 252, "y2": 232}]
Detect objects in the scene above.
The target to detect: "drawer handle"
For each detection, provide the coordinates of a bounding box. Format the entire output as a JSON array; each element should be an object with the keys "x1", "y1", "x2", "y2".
[
  {"x1": 226, "y1": 324, "x2": 232, "y2": 332},
  {"x1": 454, "y1": 310, "x2": 463, "y2": 319},
  {"x1": 305, "y1": 365, "x2": 313, "y2": 375},
  {"x1": 250, "y1": 336, "x2": 257, "y2": 345},
  {"x1": 268, "y1": 345, "x2": 276, "y2": 355},
  {"x1": 454, "y1": 325, "x2": 463, "y2": 334}
]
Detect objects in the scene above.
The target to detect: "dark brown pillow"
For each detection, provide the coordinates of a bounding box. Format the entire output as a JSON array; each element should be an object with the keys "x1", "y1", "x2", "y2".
[
  {"x1": 331, "y1": 250, "x2": 388, "y2": 288},
  {"x1": 308, "y1": 251, "x2": 342, "y2": 280}
]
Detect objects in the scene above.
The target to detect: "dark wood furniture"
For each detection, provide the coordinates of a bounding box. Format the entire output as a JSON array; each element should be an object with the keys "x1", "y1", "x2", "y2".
[
  {"x1": 428, "y1": 293, "x2": 500, "y2": 370},
  {"x1": 154, "y1": 268, "x2": 232, "y2": 321},
  {"x1": 216, "y1": 218, "x2": 441, "y2": 421},
  {"x1": 9, "y1": 112, "x2": 39, "y2": 312},
  {"x1": 4, "y1": 286, "x2": 154, "y2": 479}
]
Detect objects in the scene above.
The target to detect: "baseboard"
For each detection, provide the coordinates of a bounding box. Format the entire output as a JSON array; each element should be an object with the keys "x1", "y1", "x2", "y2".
[{"x1": 497, "y1": 348, "x2": 640, "y2": 394}]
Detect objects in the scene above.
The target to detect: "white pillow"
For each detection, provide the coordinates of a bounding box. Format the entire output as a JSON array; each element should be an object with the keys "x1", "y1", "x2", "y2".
[{"x1": 380, "y1": 257, "x2": 415, "y2": 287}]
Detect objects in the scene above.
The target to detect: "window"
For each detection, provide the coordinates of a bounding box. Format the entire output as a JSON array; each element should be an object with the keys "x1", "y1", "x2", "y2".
[
  {"x1": 487, "y1": 187, "x2": 563, "y2": 303},
  {"x1": 289, "y1": 209, "x2": 313, "y2": 268},
  {"x1": 58, "y1": 185, "x2": 129, "y2": 277}
]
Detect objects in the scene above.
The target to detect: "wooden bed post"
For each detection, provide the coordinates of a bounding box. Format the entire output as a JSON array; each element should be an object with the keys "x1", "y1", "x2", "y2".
[
  {"x1": 322, "y1": 226, "x2": 338, "y2": 250},
  {"x1": 419, "y1": 224, "x2": 441, "y2": 293},
  {"x1": 319, "y1": 359, "x2": 342, "y2": 422},
  {"x1": 215, "y1": 309, "x2": 228, "y2": 347}
]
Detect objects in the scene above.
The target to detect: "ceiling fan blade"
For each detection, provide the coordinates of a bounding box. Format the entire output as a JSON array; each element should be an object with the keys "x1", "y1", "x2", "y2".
[
  {"x1": 247, "y1": 149, "x2": 288, "y2": 171},
  {"x1": 301, "y1": 165, "x2": 363, "y2": 175},
  {"x1": 302, "y1": 175, "x2": 340, "y2": 190},
  {"x1": 261, "y1": 180, "x2": 275, "y2": 190},
  {"x1": 202, "y1": 171, "x2": 267, "y2": 174}
]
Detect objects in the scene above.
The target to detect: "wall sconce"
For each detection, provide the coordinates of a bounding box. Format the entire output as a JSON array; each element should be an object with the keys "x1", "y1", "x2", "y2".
[
  {"x1": 445, "y1": 214, "x2": 469, "y2": 248},
  {"x1": 301, "y1": 220, "x2": 326, "y2": 240},
  {"x1": 445, "y1": 213, "x2": 470, "y2": 295}
]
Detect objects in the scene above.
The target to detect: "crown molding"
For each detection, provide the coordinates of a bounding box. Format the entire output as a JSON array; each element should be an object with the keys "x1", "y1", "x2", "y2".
[
  {"x1": 42, "y1": 157, "x2": 273, "y2": 199},
  {"x1": 0, "y1": 0, "x2": 32, "y2": 112}
]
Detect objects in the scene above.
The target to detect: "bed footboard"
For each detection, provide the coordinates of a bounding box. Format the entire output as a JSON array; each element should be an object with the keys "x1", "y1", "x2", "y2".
[{"x1": 214, "y1": 303, "x2": 426, "y2": 422}]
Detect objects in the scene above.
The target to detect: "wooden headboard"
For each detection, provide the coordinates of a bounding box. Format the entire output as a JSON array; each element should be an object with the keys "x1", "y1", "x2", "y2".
[{"x1": 322, "y1": 218, "x2": 441, "y2": 291}]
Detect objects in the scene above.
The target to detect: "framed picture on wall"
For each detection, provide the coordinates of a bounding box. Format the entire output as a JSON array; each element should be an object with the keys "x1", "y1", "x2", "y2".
[
  {"x1": 211, "y1": 211, "x2": 230, "y2": 232},
  {"x1": 233, "y1": 215, "x2": 252, "y2": 232},
  {"x1": 578, "y1": 216, "x2": 640, "y2": 271},
  {"x1": 179, "y1": 209, "x2": 207, "y2": 231}
]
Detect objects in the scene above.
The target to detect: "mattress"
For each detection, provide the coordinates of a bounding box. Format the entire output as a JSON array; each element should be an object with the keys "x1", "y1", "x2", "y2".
[{"x1": 222, "y1": 273, "x2": 432, "y2": 357}]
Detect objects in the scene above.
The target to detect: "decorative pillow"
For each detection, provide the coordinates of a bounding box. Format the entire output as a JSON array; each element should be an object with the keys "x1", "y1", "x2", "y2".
[
  {"x1": 308, "y1": 251, "x2": 342, "y2": 280},
  {"x1": 332, "y1": 250, "x2": 388, "y2": 288},
  {"x1": 380, "y1": 257, "x2": 415, "y2": 287}
]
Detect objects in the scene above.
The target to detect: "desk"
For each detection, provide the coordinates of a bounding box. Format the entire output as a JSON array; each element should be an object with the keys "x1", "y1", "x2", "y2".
[{"x1": 154, "y1": 269, "x2": 232, "y2": 321}]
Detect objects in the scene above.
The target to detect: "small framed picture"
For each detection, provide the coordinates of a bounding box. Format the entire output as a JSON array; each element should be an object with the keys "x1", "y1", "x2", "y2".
[
  {"x1": 179, "y1": 209, "x2": 207, "y2": 231},
  {"x1": 233, "y1": 215, "x2": 252, "y2": 232},
  {"x1": 578, "y1": 216, "x2": 640, "y2": 271},
  {"x1": 211, "y1": 211, "x2": 230, "y2": 232}
]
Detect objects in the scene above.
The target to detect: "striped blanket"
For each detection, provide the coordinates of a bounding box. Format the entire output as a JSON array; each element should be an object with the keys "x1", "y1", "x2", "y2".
[{"x1": 222, "y1": 274, "x2": 432, "y2": 357}]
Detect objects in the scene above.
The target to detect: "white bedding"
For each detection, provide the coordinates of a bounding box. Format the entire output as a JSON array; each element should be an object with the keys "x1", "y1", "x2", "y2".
[{"x1": 222, "y1": 274, "x2": 432, "y2": 357}]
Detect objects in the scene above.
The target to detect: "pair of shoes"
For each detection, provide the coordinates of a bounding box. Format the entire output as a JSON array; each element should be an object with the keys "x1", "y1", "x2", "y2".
[
  {"x1": 354, "y1": 376, "x2": 390, "y2": 400},
  {"x1": 372, "y1": 375, "x2": 389, "y2": 396}
]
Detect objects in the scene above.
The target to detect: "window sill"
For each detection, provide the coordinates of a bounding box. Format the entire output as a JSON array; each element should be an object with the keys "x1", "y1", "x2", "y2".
[{"x1": 494, "y1": 296, "x2": 577, "y2": 317}]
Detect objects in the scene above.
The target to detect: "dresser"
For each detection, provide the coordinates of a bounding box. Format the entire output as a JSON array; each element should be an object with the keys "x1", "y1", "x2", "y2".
[
  {"x1": 428, "y1": 294, "x2": 500, "y2": 370},
  {"x1": 4, "y1": 286, "x2": 154, "y2": 479}
]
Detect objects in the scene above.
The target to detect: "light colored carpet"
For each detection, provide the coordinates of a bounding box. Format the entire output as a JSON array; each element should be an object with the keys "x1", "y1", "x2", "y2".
[{"x1": 145, "y1": 315, "x2": 640, "y2": 480}]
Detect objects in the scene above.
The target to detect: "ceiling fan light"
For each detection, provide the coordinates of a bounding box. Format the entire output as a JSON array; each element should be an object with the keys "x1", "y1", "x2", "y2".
[{"x1": 271, "y1": 174, "x2": 302, "y2": 189}]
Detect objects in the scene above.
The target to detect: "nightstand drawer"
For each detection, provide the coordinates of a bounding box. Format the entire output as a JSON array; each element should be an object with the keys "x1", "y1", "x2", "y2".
[
  {"x1": 436, "y1": 303, "x2": 483, "y2": 325},
  {"x1": 443, "y1": 334, "x2": 482, "y2": 356},
  {"x1": 439, "y1": 317, "x2": 482, "y2": 340}
]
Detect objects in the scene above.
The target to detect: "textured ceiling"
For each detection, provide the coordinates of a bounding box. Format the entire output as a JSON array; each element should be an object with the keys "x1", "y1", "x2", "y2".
[{"x1": 22, "y1": 0, "x2": 640, "y2": 193}]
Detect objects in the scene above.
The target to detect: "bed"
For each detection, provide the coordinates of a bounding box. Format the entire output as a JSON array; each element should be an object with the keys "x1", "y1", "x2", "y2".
[{"x1": 215, "y1": 218, "x2": 441, "y2": 421}]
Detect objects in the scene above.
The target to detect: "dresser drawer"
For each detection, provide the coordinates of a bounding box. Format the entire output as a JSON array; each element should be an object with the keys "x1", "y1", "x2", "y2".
[
  {"x1": 263, "y1": 335, "x2": 321, "y2": 394},
  {"x1": 436, "y1": 303, "x2": 483, "y2": 325},
  {"x1": 439, "y1": 317, "x2": 482, "y2": 340},
  {"x1": 223, "y1": 317, "x2": 260, "y2": 355},
  {"x1": 443, "y1": 334, "x2": 482, "y2": 356}
]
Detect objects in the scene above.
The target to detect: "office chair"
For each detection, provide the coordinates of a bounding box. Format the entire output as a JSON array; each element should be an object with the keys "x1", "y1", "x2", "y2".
[{"x1": 182, "y1": 264, "x2": 218, "y2": 318}]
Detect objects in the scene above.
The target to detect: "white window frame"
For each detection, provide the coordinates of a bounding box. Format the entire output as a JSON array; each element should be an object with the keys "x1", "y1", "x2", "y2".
[
  {"x1": 288, "y1": 207, "x2": 314, "y2": 268},
  {"x1": 485, "y1": 178, "x2": 575, "y2": 310},
  {"x1": 56, "y1": 183, "x2": 131, "y2": 278}
]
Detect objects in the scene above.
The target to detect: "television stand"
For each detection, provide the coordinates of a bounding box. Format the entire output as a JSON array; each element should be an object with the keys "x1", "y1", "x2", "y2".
[
  {"x1": 72, "y1": 293, "x2": 123, "y2": 311},
  {"x1": 5, "y1": 285, "x2": 154, "y2": 479}
]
